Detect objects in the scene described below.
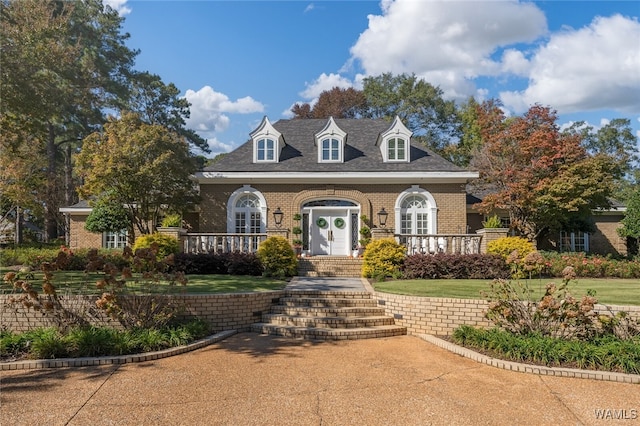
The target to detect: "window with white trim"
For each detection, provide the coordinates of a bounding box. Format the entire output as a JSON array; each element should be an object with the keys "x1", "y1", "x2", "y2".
[
  {"x1": 227, "y1": 186, "x2": 268, "y2": 233},
  {"x1": 322, "y1": 138, "x2": 340, "y2": 161},
  {"x1": 559, "y1": 231, "x2": 589, "y2": 252},
  {"x1": 315, "y1": 117, "x2": 346, "y2": 163},
  {"x1": 256, "y1": 138, "x2": 275, "y2": 161},
  {"x1": 104, "y1": 230, "x2": 127, "y2": 248},
  {"x1": 234, "y1": 194, "x2": 262, "y2": 234},
  {"x1": 378, "y1": 116, "x2": 412, "y2": 162},
  {"x1": 387, "y1": 137, "x2": 406, "y2": 161},
  {"x1": 250, "y1": 116, "x2": 283, "y2": 163},
  {"x1": 394, "y1": 186, "x2": 438, "y2": 236},
  {"x1": 400, "y1": 195, "x2": 429, "y2": 234}
]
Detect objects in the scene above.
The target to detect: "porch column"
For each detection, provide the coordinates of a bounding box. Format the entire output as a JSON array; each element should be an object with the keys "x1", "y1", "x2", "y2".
[
  {"x1": 266, "y1": 228, "x2": 289, "y2": 240},
  {"x1": 157, "y1": 227, "x2": 187, "y2": 253},
  {"x1": 476, "y1": 228, "x2": 508, "y2": 254},
  {"x1": 371, "y1": 228, "x2": 394, "y2": 241}
]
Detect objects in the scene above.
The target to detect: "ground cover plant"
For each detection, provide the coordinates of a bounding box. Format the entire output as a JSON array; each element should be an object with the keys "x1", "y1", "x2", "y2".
[
  {"x1": 0, "y1": 320, "x2": 211, "y2": 362},
  {"x1": 448, "y1": 257, "x2": 640, "y2": 374},
  {"x1": 452, "y1": 326, "x2": 640, "y2": 374}
]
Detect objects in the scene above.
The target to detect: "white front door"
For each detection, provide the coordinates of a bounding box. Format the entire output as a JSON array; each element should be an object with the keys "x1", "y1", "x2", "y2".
[{"x1": 311, "y1": 210, "x2": 349, "y2": 256}]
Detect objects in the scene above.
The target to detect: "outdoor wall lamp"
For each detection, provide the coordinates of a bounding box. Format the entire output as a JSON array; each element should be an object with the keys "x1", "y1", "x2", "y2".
[
  {"x1": 377, "y1": 207, "x2": 388, "y2": 228},
  {"x1": 273, "y1": 207, "x2": 284, "y2": 228}
]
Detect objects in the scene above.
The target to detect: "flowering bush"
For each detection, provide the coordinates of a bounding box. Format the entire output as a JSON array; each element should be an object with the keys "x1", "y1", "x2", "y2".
[
  {"x1": 482, "y1": 267, "x2": 640, "y2": 340},
  {"x1": 540, "y1": 251, "x2": 640, "y2": 278}
]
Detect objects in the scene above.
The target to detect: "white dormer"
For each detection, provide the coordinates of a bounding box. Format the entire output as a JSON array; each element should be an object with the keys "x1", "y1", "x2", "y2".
[
  {"x1": 314, "y1": 117, "x2": 347, "y2": 163},
  {"x1": 377, "y1": 116, "x2": 412, "y2": 163},
  {"x1": 250, "y1": 116, "x2": 285, "y2": 163}
]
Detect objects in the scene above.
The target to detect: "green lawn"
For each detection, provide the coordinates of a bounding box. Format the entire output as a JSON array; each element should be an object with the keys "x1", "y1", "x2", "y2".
[
  {"x1": 2, "y1": 268, "x2": 638, "y2": 305},
  {"x1": 373, "y1": 278, "x2": 640, "y2": 306},
  {"x1": 1, "y1": 269, "x2": 288, "y2": 294}
]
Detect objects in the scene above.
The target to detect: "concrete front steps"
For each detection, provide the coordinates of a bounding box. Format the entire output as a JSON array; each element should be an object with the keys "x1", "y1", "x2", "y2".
[
  {"x1": 251, "y1": 289, "x2": 406, "y2": 341},
  {"x1": 297, "y1": 256, "x2": 363, "y2": 277}
]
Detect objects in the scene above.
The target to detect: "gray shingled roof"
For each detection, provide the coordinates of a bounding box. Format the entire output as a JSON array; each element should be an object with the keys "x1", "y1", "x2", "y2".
[{"x1": 205, "y1": 118, "x2": 466, "y2": 173}]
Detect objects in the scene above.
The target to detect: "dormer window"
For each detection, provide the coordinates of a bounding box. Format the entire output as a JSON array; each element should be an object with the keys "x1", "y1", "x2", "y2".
[
  {"x1": 322, "y1": 138, "x2": 340, "y2": 161},
  {"x1": 387, "y1": 137, "x2": 406, "y2": 161},
  {"x1": 257, "y1": 138, "x2": 275, "y2": 161},
  {"x1": 315, "y1": 117, "x2": 346, "y2": 163},
  {"x1": 377, "y1": 116, "x2": 412, "y2": 163},
  {"x1": 251, "y1": 116, "x2": 284, "y2": 163}
]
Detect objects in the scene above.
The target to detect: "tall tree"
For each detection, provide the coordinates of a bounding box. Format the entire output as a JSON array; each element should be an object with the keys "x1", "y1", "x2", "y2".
[
  {"x1": 127, "y1": 71, "x2": 209, "y2": 153},
  {"x1": 1, "y1": 0, "x2": 137, "y2": 241},
  {"x1": 442, "y1": 96, "x2": 483, "y2": 167},
  {"x1": 470, "y1": 102, "x2": 619, "y2": 244},
  {"x1": 361, "y1": 73, "x2": 460, "y2": 153},
  {"x1": 75, "y1": 112, "x2": 200, "y2": 239},
  {"x1": 563, "y1": 118, "x2": 639, "y2": 203},
  {"x1": 291, "y1": 87, "x2": 367, "y2": 119},
  {"x1": 618, "y1": 188, "x2": 640, "y2": 257}
]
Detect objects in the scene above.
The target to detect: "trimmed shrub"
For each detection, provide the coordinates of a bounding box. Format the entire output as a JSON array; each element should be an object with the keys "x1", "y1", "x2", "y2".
[
  {"x1": 256, "y1": 236, "x2": 297, "y2": 278},
  {"x1": 487, "y1": 236, "x2": 535, "y2": 259},
  {"x1": 221, "y1": 252, "x2": 263, "y2": 276},
  {"x1": 362, "y1": 238, "x2": 406, "y2": 280},
  {"x1": 133, "y1": 233, "x2": 180, "y2": 259},
  {"x1": 402, "y1": 253, "x2": 509, "y2": 279}
]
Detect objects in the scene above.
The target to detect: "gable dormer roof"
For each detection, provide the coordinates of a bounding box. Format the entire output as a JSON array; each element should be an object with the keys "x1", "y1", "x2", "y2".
[
  {"x1": 204, "y1": 118, "x2": 470, "y2": 175},
  {"x1": 314, "y1": 117, "x2": 347, "y2": 163},
  {"x1": 250, "y1": 116, "x2": 285, "y2": 163},
  {"x1": 376, "y1": 115, "x2": 413, "y2": 162}
]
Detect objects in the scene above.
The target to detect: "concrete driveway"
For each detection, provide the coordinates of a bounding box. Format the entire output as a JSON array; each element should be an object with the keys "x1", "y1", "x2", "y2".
[{"x1": 2, "y1": 333, "x2": 638, "y2": 426}]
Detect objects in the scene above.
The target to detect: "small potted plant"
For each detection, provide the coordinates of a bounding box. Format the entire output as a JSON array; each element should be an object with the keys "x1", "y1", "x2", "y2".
[{"x1": 357, "y1": 215, "x2": 372, "y2": 256}]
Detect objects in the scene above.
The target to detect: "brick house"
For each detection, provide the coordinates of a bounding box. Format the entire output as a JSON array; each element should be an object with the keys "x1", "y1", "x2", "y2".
[
  {"x1": 60, "y1": 116, "x2": 628, "y2": 257},
  {"x1": 62, "y1": 116, "x2": 479, "y2": 255}
]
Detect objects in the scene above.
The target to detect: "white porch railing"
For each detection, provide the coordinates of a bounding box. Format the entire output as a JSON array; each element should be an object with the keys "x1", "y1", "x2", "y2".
[
  {"x1": 184, "y1": 233, "x2": 268, "y2": 254},
  {"x1": 395, "y1": 234, "x2": 482, "y2": 255}
]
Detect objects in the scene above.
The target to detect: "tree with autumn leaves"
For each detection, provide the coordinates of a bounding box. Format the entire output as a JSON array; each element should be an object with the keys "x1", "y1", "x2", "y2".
[
  {"x1": 75, "y1": 112, "x2": 200, "y2": 243},
  {"x1": 469, "y1": 102, "x2": 622, "y2": 245}
]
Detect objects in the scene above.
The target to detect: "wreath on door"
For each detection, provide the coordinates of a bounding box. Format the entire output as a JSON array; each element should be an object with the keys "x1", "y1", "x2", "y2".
[
  {"x1": 334, "y1": 218, "x2": 345, "y2": 228},
  {"x1": 316, "y1": 218, "x2": 327, "y2": 228}
]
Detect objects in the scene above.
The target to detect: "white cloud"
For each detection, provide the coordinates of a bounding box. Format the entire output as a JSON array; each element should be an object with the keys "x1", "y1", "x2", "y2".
[
  {"x1": 501, "y1": 14, "x2": 640, "y2": 114},
  {"x1": 348, "y1": 0, "x2": 547, "y2": 100},
  {"x1": 206, "y1": 138, "x2": 236, "y2": 157},
  {"x1": 103, "y1": 0, "x2": 131, "y2": 16},
  {"x1": 304, "y1": 3, "x2": 315, "y2": 14},
  {"x1": 300, "y1": 73, "x2": 354, "y2": 100},
  {"x1": 184, "y1": 86, "x2": 264, "y2": 140}
]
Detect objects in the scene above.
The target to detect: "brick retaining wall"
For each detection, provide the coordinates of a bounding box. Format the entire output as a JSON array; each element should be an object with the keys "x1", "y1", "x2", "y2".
[
  {"x1": 2, "y1": 291, "x2": 638, "y2": 337},
  {"x1": 373, "y1": 291, "x2": 640, "y2": 336},
  {"x1": 0, "y1": 292, "x2": 284, "y2": 333}
]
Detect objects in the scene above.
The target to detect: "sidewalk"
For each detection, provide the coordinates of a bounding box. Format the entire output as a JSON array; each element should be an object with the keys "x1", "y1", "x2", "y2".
[{"x1": 2, "y1": 332, "x2": 638, "y2": 425}]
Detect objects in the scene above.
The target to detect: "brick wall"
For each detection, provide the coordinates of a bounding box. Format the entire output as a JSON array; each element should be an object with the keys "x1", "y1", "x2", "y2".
[
  {"x1": 590, "y1": 214, "x2": 627, "y2": 256},
  {"x1": 0, "y1": 292, "x2": 284, "y2": 333},
  {"x1": 2, "y1": 291, "x2": 638, "y2": 337},
  {"x1": 198, "y1": 183, "x2": 468, "y2": 235},
  {"x1": 68, "y1": 215, "x2": 102, "y2": 249},
  {"x1": 373, "y1": 292, "x2": 640, "y2": 337}
]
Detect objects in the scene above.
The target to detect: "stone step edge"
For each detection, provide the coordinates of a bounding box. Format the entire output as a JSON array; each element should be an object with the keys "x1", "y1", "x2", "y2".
[
  {"x1": 271, "y1": 307, "x2": 386, "y2": 315},
  {"x1": 252, "y1": 323, "x2": 407, "y2": 336},
  {"x1": 284, "y1": 291, "x2": 372, "y2": 298},
  {"x1": 262, "y1": 314, "x2": 395, "y2": 326}
]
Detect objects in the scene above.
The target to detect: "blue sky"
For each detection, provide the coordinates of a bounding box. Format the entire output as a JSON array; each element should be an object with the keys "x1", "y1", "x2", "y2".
[{"x1": 105, "y1": 0, "x2": 640, "y2": 157}]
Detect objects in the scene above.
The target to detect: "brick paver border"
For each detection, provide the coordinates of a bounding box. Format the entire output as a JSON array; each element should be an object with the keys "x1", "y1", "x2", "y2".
[
  {"x1": 419, "y1": 334, "x2": 639, "y2": 384},
  {"x1": 1, "y1": 330, "x2": 237, "y2": 371}
]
